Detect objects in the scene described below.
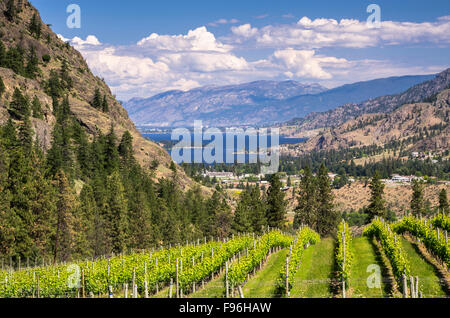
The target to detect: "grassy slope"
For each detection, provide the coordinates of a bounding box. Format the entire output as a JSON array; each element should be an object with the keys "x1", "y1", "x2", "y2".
[
  {"x1": 350, "y1": 236, "x2": 387, "y2": 298},
  {"x1": 242, "y1": 249, "x2": 288, "y2": 298},
  {"x1": 188, "y1": 273, "x2": 225, "y2": 298},
  {"x1": 400, "y1": 238, "x2": 446, "y2": 298},
  {"x1": 290, "y1": 237, "x2": 335, "y2": 298}
]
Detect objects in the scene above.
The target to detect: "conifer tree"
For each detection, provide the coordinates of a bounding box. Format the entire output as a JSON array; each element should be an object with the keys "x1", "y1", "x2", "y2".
[
  {"x1": 266, "y1": 174, "x2": 287, "y2": 229},
  {"x1": 249, "y1": 186, "x2": 267, "y2": 234},
  {"x1": 118, "y1": 130, "x2": 134, "y2": 164},
  {"x1": 31, "y1": 96, "x2": 44, "y2": 119},
  {"x1": 91, "y1": 88, "x2": 102, "y2": 109},
  {"x1": 25, "y1": 47, "x2": 39, "y2": 78},
  {"x1": 410, "y1": 179, "x2": 425, "y2": 217},
  {"x1": 105, "y1": 171, "x2": 128, "y2": 254},
  {"x1": 316, "y1": 164, "x2": 338, "y2": 235},
  {"x1": 294, "y1": 166, "x2": 317, "y2": 229},
  {"x1": 104, "y1": 125, "x2": 120, "y2": 174},
  {"x1": 8, "y1": 88, "x2": 30, "y2": 120},
  {"x1": 439, "y1": 189, "x2": 449, "y2": 215},
  {"x1": 5, "y1": 0, "x2": 17, "y2": 21},
  {"x1": 53, "y1": 170, "x2": 77, "y2": 263},
  {"x1": 367, "y1": 171, "x2": 386, "y2": 220},
  {"x1": 232, "y1": 189, "x2": 253, "y2": 233},
  {"x1": 29, "y1": 13, "x2": 41, "y2": 39},
  {"x1": 102, "y1": 95, "x2": 109, "y2": 113},
  {"x1": 0, "y1": 76, "x2": 5, "y2": 98}
]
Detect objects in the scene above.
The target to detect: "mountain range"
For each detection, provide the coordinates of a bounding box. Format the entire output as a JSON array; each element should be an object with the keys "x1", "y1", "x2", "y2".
[
  {"x1": 284, "y1": 68, "x2": 450, "y2": 155},
  {"x1": 124, "y1": 74, "x2": 436, "y2": 127}
]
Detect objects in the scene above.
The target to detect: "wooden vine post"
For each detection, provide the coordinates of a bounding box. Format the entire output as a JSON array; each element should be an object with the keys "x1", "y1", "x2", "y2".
[
  {"x1": 342, "y1": 223, "x2": 346, "y2": 299},
  {"x1": 225, "y1": 261, "x2": 229, "y2": 298},
  {"x1": 285, "y1": 255, "x2": 289, "y2": 298}
]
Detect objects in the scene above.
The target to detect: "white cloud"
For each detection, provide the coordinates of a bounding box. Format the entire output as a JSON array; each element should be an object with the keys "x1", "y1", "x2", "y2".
[
  {"x1": 228, "y1": 16, "x2": 450, "y2": 49},
  {"x1": 208, "y1": 18, "x2": 239, "y2": 27},
  {"x1": 272, "y1": 49, "x2": 349, "y2": 79},
  {"x1": 231, "y1": 24, "x2": 258, "y2": 38},
  {"x1": 137, "y1": 26, "x2": 232, "y2": 52},
  {"x1": 61, "y1": 15, "x2": 450, "y2": 100}
]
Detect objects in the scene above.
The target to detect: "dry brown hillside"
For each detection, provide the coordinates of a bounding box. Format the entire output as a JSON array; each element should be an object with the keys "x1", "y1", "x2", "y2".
[
  {"x1": 298, "y1": 88, "x2": 450, "y2": 154},
  {"x1": 0, "y1": 0, "x2": 197, "y2": 189}
]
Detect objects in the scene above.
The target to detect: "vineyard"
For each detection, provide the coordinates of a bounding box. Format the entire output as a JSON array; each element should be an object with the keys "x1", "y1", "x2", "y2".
[{"x1": 1, "y1": 215, "x2": 450, "y2": 298}]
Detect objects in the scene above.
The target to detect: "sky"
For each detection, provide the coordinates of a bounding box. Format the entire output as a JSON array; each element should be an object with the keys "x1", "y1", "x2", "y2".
[{"x1": 31, "y1": 0, "x2": 450, "y2": 101}]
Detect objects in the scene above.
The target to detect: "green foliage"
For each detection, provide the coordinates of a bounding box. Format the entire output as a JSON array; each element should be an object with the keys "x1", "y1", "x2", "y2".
[
  {"x1": 42, "y1": 54, "x2": 51, "y2": 63},
  {"x1": 335, "y1": 221, "x2": 353, "y2": 285},
  {"x1": 31, "y1": 96, "x2": 44, "y2": 119},
  {"x1": 29, "y1": 13, "x2": 41, "y2": 39},
  {"x1": 227, "y1": 230, "x2": 291, "y2": 287},
  {"x1": 8, "y1": 87, "x2": 30, "y2": 121},
  {"x1": 276, "y1": 227, "x2": 320, "y2": 293},
  {"x1": 367, "y1": 171, "x2": 386, "y2": 220},
  {"x1": 266, "y1": 174, "x2": 287, "y2": 229},
  {"x1": 91, "y1": 88, "x2": 102, "y2": 110},
  {"x1": 410, "y1": 179, "x2": 426, "y2": 217},
  {"x1": 438, "y1": 189, "x2": 449, "y2": 214},
  {"x1": 363, "y1": 219, "x2": 410, "y2": 291},
  {"x1": 0, "y1": 76, "x2": 5, "y2": 98},
  {"x1": 393, "y1": 217, "x2": 450, "y2": 267}
]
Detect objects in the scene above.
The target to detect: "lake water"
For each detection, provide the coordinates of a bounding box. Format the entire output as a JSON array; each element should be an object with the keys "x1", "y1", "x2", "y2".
[
  {"x1": 142, "y1": 132, "x2": 306, "y2": 164},
  {"x1": 142, "y1": 133, "x2": 306, "y2": 145}
]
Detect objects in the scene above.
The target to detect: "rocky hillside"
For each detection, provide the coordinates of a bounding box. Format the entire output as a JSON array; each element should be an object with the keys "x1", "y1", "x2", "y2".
[
  {"x1": 0, "y1": 0, "x2": 194, "y2": 188},
  {"x1": 280, "y1": 69, "x2": 450, "y2": 136},
  {"x1": 298, "y1": 87, "x2": 450, "y2": 154},
  {"x1": 124, "y1": 75, "x2": 433, "y2": 127}
]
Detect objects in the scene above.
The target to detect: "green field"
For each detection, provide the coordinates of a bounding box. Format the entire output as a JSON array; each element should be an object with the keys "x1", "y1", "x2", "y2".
[
  {"x1": 400, "y1": 238, "x2": 447, "y2": 298},
  {"x1": 242, "y1": 249, "x2": 288, "y2": 298},
  {"x1": 350, "y1": 236, "x2": 388, "y2": 298},
  {"x1": 290, "y1": 237, "x2": 335, "y2": 298}
]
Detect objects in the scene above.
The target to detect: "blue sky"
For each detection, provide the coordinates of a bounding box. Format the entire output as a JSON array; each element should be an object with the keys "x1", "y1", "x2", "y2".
[{"x1": 31, "y1": 0, "x2": 450, "y2": 100}]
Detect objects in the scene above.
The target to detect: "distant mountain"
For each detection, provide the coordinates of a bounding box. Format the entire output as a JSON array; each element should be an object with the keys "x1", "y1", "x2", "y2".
[
  {"x1": 124, "y1": 75, "x2": 435, "y2": 127},
  {"x1": 280, "y1": 69, "x2": 450, "y2": 135},
  {"x1": 296, "y1": 85, "x2": 450, "y2": 155}
]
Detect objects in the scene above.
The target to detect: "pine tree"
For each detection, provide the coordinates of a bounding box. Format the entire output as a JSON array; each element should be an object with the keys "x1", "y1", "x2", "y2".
[
  {"x1": 118, "y1": 130, "x2": 134, "y2": 164},
  {"x1": 105, "y1": 171, "x2": 128, "y2": 254},
  {"x1": 5, "y1": 0, "x2": 17, "y2": 21},
  {"x1": 0, "y1": 76, "x2": 5, "y2": 98},
  {"x1": 29, "y1": 13, "x2": 41, "y2": 39},
  {"x1": 31, "y1": 96, "x2": 44, "y2": 119},
  {"x1": 8, "y1": 88, "x2": 30, "y2": 120},
  {"x1": 53, "y1": 170, "x2": 77, "y2": 263},
  {"x1": 294, "y1": 166, "x2": 317, "y2": 229},
  {"x1": 232, "y1": 189, "x2": 253, "y2": 233},
  {"x1": 91, "y1": 88, "x2": 102, "y2": 109},
  {"x1": 74, "y1": 185, "x2": 97, "y2": 258},
  {"x1": 266, "y1": 174, "x2": 287, "y2": 229},
  {"x1": 104, "y1": 125, "x2": 120, "y2": 174},
  {"x1": 316, "y1": 164, "x2": 338, "y2": 236},
  {"x1": 410, "y1": 179, "x2": 425, "y2": 217},
  {"x1": 249, "y1": 186, "x2": 267, "y2": 234},
  {"x1": 127, "y1": 190, "x2": 153, "y2": 249},
  {"x1": 60, "y1": 60, "x2": 72, "y2": 90},
  {"x1": 102, "y1": 95, "x2": 109, "y2": 113},
  {"x1": 439, "y1": 189, "x2": 449, "y2": 215},
  {"x1": 17, "y1": 116, "x2": 34, "y2": 156},
  {"x1": 367, "y1": 171, "x2": 386, "y2": 220},
  {"x1": 25, "y1": 47, "x2": 40, "y2": 79}
]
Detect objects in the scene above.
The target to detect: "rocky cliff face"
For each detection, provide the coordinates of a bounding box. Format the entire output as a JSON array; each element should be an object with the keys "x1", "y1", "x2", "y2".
[{"x1": 0, "y1": 0, "x2": 195, "y2": 188}]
